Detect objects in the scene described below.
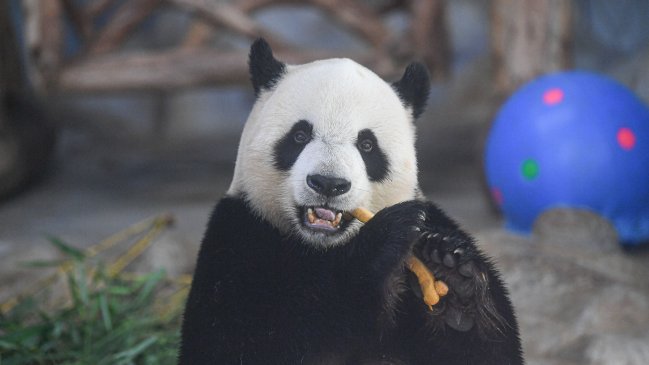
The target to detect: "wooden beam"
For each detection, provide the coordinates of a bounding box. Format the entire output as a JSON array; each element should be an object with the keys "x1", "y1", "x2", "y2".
[
  {"x1": 491, "y1": 0, "x2": 572, "y2": 95},
  {"x1": 61, "y1": 0, "x2": 93, "y2": 42},
  {"x1": 237, "y1": 0, "x2": 301, "y2": 13},
  {"x1": 0, "y1": 1, "x2": 25, "y2": 94},
  {"x1": 21, "y1": 0, "x2": 64, "y2": 92},
  {"x1": 410, "y1": 0, "x2": 450, "y2": 80},
  {"x1": 236, "y1": 0, "x2": 389, "y2": 48},
  {"x1": 58, "y1": 49, "x2": 375, "y2": 93},
  {"x1": 181, "y1": 20, "x2": 213, "y2": 49},
  {"x1": 89, "y1": 0, "x2": 161, "y2": 55},
  {"x1": 311, "y1": 0, "x2": 389, "y2": 48},
  {"x1": 39, "y1": 0, "x2": 64, "y2": 77},
  {"x1": 84, "y1": 0, "x2": 118, "y2": 20},
  {"x1": 169, "y1": 0, "x2": 290, "y2": 50}
]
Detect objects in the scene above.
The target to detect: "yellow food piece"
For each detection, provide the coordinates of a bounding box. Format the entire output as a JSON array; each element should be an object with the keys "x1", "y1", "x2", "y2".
[
  {"x1": 434, "y1": 279, "x2": 449, "y2": 297},
  {"x1": 407, "y1": 256, "x2": 440, "y2": 310},
  {"x1": 350, "y1": 207, "x2": 449, "y2": 311},
  {"x1": 351, "y1": 207, "x2": 375, "y2": 224}
]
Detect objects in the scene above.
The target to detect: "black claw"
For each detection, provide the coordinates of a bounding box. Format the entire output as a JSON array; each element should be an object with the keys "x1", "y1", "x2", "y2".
[
  {"x1": 431, "y1": 249, "x2": 442, "y2": 264},
  {"x1": 458, "y1": 261, "x2": 476, "y2": 278},
  {"x1": 444, "y1": 306, "x2": 475, "y2": 332},
  {"x1": 442, "y1": 253, "x2": 456, "y2": 268}
]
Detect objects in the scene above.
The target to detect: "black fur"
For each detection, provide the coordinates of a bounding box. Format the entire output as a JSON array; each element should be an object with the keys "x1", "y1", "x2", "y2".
[
  {"x1": 274, "y1": 120, "x2": 313, "y2": 170},
  {"x1": 179, "y1": 197, "x2": 524, "y2": 365},
  {"x1": 392, "y1": 62, "x2": 430, "y2": 120},
  {"x1": 249, "y1": 38, "x2": 286, "y2": 97},
  {"x1": 356, "y1": 129, "x2": 390, "y2": 182}
]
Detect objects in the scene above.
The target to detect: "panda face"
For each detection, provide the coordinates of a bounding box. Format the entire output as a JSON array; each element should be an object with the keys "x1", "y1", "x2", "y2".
[{"x1": 228, "y1": 40, "x2": 429, "y2": 248}]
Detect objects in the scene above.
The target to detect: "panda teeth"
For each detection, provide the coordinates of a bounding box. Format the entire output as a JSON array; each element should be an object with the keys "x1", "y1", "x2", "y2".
[
  {"x1": 332, "y1": 213, "x2": 342, "y2": 228},
  {"x1": 307, "y1": 208, "x2": 316, "y2": 224},
  {"x1": 305, "y1": 208, "x2": 342, "y2": 228}
]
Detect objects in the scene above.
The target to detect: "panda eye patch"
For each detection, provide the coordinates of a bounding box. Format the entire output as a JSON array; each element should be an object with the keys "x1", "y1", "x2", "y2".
[
  {"x1": 356, "y1": 129, "x2": 389, "y2": 182},
  {"x1": 274, "y1": 120, "x2": 313, "y2": 171}
]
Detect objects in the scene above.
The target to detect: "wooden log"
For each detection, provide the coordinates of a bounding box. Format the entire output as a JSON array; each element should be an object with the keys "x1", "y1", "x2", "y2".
[
  {"x1": 61, "y1": 0, "x2": 93, "y2": 42},
  {"x1": 60, "y1": 50, "x2": 246, "y2": 92},
  {"x1": 0, "y1": 1, "x2": 25, "y2": 95},
  {"x1": 376, "y1": 0, "x2": 407, "y2": 15},
  {"x1": 410, "y1": 0, "x2": 450, "y2": 81},
  {"x1": 89, "y1": 0, "x2": 161, "y2": 55},
  {"x1": 21, "y1": 0, "x2": 64, "y2": 92},
  {"x1": 237, "y1": 0, "x2": 301, "y2": 13},
  {"x1": 310, "y1": 0, "x2": 389, "y2": 48},
  {"x1": 181, "y1": 20, "x2": 213, "y2": 49},
  {"x1": 491, "y1": 0, "x2": 573, "y2": 95},
  {"x1": 39, "y1": 1, "x2": 63, "y2": 78},
  {"x1": 236, "y1": 0, "x2": 389, "y2": 48},
  {"x1": 58, "y1": 48, "x2": 375, "y2": 93},
  {"x1": 169, "y1": 0, "x2": 290, "y2": 50},
  {"x1": 1, "y1": 1, "x2": 13, "y2": 130},
  {"x1": 84, "y1": 0, "x2": 118, "y2": 19}
]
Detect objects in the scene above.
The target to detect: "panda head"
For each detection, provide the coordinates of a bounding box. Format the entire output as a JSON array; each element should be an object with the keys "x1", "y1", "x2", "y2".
[{"x1": 228, "y1": 39, "x2": 430, "y2": 249}]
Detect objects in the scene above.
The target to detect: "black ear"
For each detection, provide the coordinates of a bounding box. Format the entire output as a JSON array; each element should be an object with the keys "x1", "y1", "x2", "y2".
[
  {"x1": 249, "y1": 38, "x2": 286, "y2": 97},
  {"x1": 392, "y1": 62, "x2": 430, "y2": 120}
]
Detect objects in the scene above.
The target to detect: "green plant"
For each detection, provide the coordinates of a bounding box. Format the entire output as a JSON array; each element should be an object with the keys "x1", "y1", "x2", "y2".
[{"x1": 0, "y1": 239, "x2": 184, "y2": 365}]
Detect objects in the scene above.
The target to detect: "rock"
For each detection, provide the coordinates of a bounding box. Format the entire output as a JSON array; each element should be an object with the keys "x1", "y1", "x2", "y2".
[{"x1": 533, "y1": 208, "x2": 619, "y2": 251}]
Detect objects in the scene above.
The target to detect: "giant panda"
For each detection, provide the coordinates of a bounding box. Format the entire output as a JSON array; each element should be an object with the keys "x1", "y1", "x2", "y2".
[{"x1": 179, "y1": 39, "x2": 524, "y2": 365}]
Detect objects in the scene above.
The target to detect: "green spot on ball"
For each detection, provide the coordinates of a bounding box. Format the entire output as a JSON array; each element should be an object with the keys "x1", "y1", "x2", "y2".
[{"x1": 522, "y1": 159, "x2": 539, "y2": 180}]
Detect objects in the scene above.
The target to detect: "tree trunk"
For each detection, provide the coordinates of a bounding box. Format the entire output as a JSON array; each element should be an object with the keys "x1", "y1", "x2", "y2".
[
  {"x1": 1, "y1": 0, "x2": 24, "y2": 121},
  {"x1": 0, "y1": 2, "x2": 57, "y2": 199},
  {"x1": 22, "y1": 0, "x2": 64, "y2": 92},
  {"x1": 491, "y1": 0, "x2": 573, "y2": 95},
  {"x1": 410, "y1": 0, "x2": 450, "y2": 81}
]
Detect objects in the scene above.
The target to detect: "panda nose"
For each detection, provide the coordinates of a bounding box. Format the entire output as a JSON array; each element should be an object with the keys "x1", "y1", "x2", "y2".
[{"x1": 306, "y1": 174, "x2": 351, "y2": 197}]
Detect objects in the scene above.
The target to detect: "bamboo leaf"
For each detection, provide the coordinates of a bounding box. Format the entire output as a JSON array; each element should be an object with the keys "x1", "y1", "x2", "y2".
[
  {"x1": 107, "y1": 286, "x2": 132, "y2": 296},
  {"x1": 47, "y1": 236, "x2": 85, "y2": 261},
  {"x1": 1, "y1": 240, "x2": 182, "y2": 365},
  {"x1": 99, "y1": 294, "x2": 112, "y2": 331},
  {"x1": 112, "y1": 336, "x2": 158, "y2": 363},
  {"x1": 134, "y1": 270, "x2": 164, "y2": 306},
  {"x1": 18, "y1": 259, "x2": 66, "y2": 268}
]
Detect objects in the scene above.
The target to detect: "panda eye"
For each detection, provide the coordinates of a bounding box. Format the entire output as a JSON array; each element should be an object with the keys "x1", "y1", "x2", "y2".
[
  {"x1": 358, "y1": 139, "x2": 373, "y2": 153},
  {"x1": 293, "y1": 130, "x2": 310, "y2": 144}
]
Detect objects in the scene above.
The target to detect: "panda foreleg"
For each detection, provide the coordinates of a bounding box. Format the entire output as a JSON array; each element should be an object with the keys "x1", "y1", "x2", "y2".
[
  {"x1": 350, "y1": 201, "x2": 429, "y2": 286},
  {"x1": 341, "y1": 201, "x2": 431, "y2": 326},
  {"x1": 407, "y1": 201, "x2": 524, "y2": 365}
]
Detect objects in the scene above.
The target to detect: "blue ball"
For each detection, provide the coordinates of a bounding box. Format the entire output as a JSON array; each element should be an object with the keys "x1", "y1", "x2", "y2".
[{"x1": 485, "y1": 71, "x2": 649, "y2": 246}]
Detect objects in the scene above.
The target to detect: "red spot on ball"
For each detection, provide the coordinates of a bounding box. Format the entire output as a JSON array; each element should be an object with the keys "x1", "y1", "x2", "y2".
[
  {"x1": 491, "y1": 187, "x2": 504, "y2": 206},
  {"x1": 617, "y1": 127, "x2": 636, "y2": 150},
  {"x1": 543, "y1": 88, "x2": 564, "y2": 105}
]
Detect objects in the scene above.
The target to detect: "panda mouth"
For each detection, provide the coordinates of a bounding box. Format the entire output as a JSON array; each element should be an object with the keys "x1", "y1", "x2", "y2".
[{"x1": 302, "y1": 206, "x2": 345, "y2": 233}]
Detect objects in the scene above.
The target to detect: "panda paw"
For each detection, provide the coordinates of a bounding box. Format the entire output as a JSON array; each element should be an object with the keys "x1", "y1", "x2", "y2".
[
  {"x1": 364, "y1": 200, "x2": 430, "y2": 250},
  {"x1": 411, "y1": 207, "x2": 496, "y2": 333}
]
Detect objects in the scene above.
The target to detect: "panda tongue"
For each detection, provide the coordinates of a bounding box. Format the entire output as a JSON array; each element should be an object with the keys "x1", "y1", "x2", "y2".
[{"x1": 315, "y1": 207, "x2": 336, "y2": 221}]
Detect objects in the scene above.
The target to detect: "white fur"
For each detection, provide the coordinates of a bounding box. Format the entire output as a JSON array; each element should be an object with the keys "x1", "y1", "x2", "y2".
[{"x1": 228, "y1": 58, "x2": 419, "y2": 247}]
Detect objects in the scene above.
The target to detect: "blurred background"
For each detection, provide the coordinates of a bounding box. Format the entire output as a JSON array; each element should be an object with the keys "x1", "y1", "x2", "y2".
[{"x1": 1, "y1": 1, "x2": 649, "y2": 364}]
